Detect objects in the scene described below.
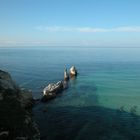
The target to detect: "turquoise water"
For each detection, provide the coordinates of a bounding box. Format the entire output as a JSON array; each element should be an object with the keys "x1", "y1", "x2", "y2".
[{"x1": 1, "y1": 47, "x2": 140, "y2": 139}]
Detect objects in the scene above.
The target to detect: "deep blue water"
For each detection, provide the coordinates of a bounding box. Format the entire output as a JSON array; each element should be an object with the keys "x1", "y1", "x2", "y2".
[{"x1": 1, "y1": 46, "x2": 140, "y2": 140}]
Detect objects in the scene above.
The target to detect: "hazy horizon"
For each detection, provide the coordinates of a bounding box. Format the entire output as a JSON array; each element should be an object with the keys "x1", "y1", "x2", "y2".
[{"x1": 1, "y1": 0, "x2": 140, "y2": 47}]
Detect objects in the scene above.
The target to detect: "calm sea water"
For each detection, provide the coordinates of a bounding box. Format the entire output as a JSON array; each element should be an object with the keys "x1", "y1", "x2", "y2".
[{"x1": 1, "y1": 46, "x2": 140, "y2": 140}]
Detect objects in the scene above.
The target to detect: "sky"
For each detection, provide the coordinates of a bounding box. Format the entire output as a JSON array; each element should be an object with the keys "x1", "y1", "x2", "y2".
[{"x1": 0, "y1": 0, "x2": 140, "y2": 47}]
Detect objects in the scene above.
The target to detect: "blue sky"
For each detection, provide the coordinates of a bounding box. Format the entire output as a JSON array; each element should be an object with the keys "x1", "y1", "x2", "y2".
[{"x1": 0, "y1": 0, "x2": 140, "y2": 47}]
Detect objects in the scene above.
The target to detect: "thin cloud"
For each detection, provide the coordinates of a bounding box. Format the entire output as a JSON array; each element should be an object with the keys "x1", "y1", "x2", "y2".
[
  {"x1": 0, "y1": 40, "x2": 49, "y2": 46},
  {"x1": 37, "y1": 26, "x2": 140, "y2": 33}
]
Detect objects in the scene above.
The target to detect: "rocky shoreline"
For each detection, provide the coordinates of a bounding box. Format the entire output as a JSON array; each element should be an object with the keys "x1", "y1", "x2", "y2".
[
  {"x1": 0, "y1": 66, "x2": 77, "y2": 139},
  {"x1": 0, "y1": 70, "x2": 40, "y2": 140}
]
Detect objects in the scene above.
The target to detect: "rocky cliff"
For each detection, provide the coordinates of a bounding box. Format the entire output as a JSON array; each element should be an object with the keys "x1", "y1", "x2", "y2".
[{"x1": 0, "y1": 70, "x2": 40, "y2": 140}]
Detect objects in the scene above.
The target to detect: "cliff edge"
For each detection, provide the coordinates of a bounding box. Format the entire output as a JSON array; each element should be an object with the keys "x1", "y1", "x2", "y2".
[{"x1": 0, "y1": 70, "x2": 40, "y2": 140}]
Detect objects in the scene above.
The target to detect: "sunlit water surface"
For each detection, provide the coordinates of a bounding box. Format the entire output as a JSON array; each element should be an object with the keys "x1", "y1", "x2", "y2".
[{"x1": 1, "y1": 47, "x2": 140, "y2": 140}]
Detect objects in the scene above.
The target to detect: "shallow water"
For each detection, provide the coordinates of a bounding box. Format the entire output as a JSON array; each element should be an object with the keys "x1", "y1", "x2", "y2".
[{"x1": 0, "y1": 46, "x2": 140, "y2": 139}]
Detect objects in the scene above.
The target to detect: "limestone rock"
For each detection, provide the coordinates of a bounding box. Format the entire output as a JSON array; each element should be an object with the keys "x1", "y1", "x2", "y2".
[
  {"x1": 41, "y1": 81, "x2": 63, "y2": 102},
  {"x1": 64, "y1": 67, "x2": 69, "y2": 81},
  {"x1": 43, "y1": 81, "x2": 63, "y2": 95},
  {"x1": 69, "y1": 66, "x2": 77, "y2": 77}
]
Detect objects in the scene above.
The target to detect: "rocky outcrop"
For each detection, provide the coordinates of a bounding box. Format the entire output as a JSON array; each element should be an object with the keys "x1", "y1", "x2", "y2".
[
  {"x1": 43, "y1": 81, "x2": 63, "y2": 95},
  {"x1": 64, "y1": 67, "x2": 69, "y2": 81},
  {"x1": 41, "y1": 81, "x2": 64, "y2": 102},
  {"x1": 0, "y1": 70, "x2": 40, "y2": 140},
  {"x1": 69, "y1": 66, "x2": 77, "y2": 77},
  {"x1": 41, "y1": 66, "x2": 78, "y2": 102},
  {"x1": 19, "y1": 88, "x2": 34, "y2": 109}
]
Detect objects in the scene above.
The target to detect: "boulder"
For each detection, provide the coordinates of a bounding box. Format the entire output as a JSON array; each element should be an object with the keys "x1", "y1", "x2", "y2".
[{"x1": 69, "y1": 66, "x2": 77, "y2": 77}]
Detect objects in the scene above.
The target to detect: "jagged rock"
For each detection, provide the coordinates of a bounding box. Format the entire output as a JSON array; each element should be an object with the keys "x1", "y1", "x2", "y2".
[
  {"x1": 0, "y1": 70, "x2": 33, "y2": 108},
  {"x1": 64, "y1": 67, "x2": 69, "y2": 81},
  {"x1": 69, "y1": 66, "x2": 77, "y2": 77},
  {"x1": 0, "y1": 70, "x2": 40, "y2": 140},
  {"x1": 19, "y1": 89, "x2": 34, "y2": 108},
  {"x1": 0, "y1": 70, "x2": 19, "y2": 99},
  {"x1": 41, "y1": 81, "x2": 63, "y2": 102},
  {"x1": 43, "y1": 81, "x2": 63, "y2": 95}
]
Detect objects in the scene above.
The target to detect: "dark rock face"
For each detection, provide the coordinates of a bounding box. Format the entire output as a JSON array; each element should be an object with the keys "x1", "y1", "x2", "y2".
[
  {"x1": 0, "y1": 70, "x2": 40, "y2": 140},
  {"x1": 0, "y1": 70, "x2": 34, "y2": 108},
  {"x1": 0, "y1": 70, "x2": 19, "y2": 99}
]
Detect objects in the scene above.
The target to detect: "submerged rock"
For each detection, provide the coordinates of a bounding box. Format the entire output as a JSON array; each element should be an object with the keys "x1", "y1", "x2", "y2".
[
  {"x1": 62, "y1": 80, "x2": 68, "y2": 89},
  {"x1": 41, "y1": 92, "x2": 56, "y2": 102},
  {"x1": 69, "y1": 66, "x2": 77, "y2": 77},
  {"x1": 0, "y1": 70, "x2": 40, "y2": 140}
]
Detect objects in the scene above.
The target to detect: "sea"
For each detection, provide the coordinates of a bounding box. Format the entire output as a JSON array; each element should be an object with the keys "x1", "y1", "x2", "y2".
[{"x1": 0, "y1": 46, "x2": 140, "y2": 140}]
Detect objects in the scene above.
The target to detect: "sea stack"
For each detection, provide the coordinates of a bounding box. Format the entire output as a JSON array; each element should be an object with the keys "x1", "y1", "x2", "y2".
[
  {"x1": 69, "y1": 66, "x2": 77, "y2": 77},
  {"x1": 64, "y1": 67, "x2": 69, "y2": 81}
]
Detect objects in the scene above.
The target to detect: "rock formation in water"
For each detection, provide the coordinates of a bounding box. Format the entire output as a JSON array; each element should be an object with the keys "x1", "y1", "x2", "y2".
[
  {"x1": 41, "y1": 66, "x2": 78, "y2": 102},
  {"x1": 64, "y1": 67, "x2": 69, "y2": 81},
  {"x1": 41, "y1": 81, "x2": 63, "y2": 102},
  {"x1": 0, "y1": 70, "x2": 40, "y2": 140},
  {"x1": 69, "y1": 66, "x2": 77, "y2": 77}
]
